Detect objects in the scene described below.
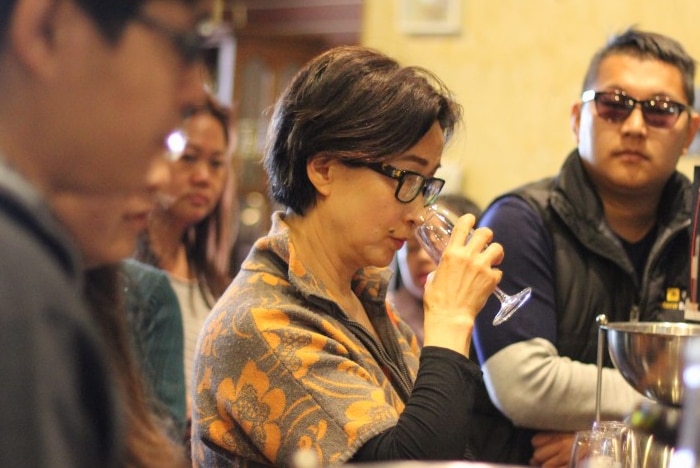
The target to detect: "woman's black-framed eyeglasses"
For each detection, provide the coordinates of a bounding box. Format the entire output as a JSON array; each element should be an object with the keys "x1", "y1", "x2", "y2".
[{"x1": 345, "y1": 161, "x2": 445, "y2": 206}]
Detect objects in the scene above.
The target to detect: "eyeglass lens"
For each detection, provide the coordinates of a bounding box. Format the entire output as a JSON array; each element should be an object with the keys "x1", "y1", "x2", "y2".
[
  {"x1": 397, "y1": 174, "x2": 443, "y2": 206},
  {"x1": 595, "y1": 92, "x2": 685, "y2": 128},
  {"x1": 422, "y1": 179, "x2": 444, "y2": 205},
  {"x1": 397, "y1": 175, "x2": 424, "y2": 202}
]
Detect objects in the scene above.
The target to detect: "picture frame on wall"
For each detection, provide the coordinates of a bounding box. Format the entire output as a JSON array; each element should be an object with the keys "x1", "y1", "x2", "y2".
[{"x1": 398, "y1": 0, "x2": 462, "y2": 36}]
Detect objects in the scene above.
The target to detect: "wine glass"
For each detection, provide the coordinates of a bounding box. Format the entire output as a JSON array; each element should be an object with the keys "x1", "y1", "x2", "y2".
[
  {"x1": 592, "y1": 421, "x2": 637, "y2": 468},
  {"x1": 569, "y1": 429, "x2": 624, "y2": 468},
  {"x1": 414, "y1": 204, "x2": 532, "y2": 326}
]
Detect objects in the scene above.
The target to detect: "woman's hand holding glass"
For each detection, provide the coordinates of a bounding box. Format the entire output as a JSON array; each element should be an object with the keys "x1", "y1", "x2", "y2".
[
  {"x1": 416, "y1": 204, "x2": 532, "y2": 326},
  {"x1": 419, "y1": 210, "x2": 504, "y2": 356}
]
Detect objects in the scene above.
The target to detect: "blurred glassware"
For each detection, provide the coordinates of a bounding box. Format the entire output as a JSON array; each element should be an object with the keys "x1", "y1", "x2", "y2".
[{"x1": 569, "y1": 429, "x2": 623, "y2": 468}]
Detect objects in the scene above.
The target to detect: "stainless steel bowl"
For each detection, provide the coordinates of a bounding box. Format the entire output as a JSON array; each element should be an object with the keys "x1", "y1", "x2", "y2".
[{"x1": 602, "y1": 322, "x2": 700, "y2": 407}]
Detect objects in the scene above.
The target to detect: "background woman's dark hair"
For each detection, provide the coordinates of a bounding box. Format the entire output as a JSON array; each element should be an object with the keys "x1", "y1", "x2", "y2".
[
  {"x1": 84, "y1": 266, "x2": 187, "y2": 467},
  {"x1": 264, "y1": 45, "x2": 463, "y2": 215},
  {"x1": 582, "y1": 27, "x2": 696, "y2": 106}
]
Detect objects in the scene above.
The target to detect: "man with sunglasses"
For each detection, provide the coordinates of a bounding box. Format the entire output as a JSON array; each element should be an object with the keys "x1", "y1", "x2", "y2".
[
  {"x1": 0, "y1": 0, "x2": 215, "y2": 466},
  {"x1": 472, "y1": 28, "x2": 700, "y2": 465}
]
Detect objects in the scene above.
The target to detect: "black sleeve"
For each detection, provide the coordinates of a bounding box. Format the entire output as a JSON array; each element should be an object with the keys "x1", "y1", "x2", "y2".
[{"x1": 351, "y1": 346, "x2": 482, "y2": 461}]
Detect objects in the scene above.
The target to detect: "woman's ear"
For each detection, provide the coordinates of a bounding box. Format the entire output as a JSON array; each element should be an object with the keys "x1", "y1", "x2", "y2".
[{"x1": 306, "y1": 154, "x2": 335, "y2": 197}]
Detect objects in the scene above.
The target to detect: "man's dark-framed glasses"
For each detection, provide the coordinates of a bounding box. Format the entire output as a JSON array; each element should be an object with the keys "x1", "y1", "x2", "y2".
[
  {"x1": 134, "y1": 13, "x2": 228, "y2": 64},
  {"x1": 581, "y1": 89, "x2": 688, "y2": 129},
  {"x1": 347, "y1": 161, "x2": 445, "y2": 206}
]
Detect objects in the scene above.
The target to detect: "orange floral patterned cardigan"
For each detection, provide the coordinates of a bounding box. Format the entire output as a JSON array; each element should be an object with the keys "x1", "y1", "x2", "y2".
[{"x1": 192, "y1": 213, "x2": 420, "y2": 467}]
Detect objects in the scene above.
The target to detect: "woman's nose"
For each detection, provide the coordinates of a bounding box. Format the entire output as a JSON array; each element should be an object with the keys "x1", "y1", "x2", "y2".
[
  {"x1": 191, "y1": 160, "x2": 213, "y2": 182},
  {"x1": 406, "y1": 201, "x2": 429, "y2": 233}
]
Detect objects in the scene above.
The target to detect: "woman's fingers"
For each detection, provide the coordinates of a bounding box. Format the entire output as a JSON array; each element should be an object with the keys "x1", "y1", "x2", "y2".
[
  {"x1": 447, "y1": 213, "x2": 503, "y2": 267},
  {"x1": 446, "y1": 213, "x2": 476, "y2": 247}
]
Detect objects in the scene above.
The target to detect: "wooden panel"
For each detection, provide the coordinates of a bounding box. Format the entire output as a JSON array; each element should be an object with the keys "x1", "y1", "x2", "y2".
[
  {"x1": 228, "y1": 0, "x2": 362, "y2": 46},
  {"x1": 224, "y1": 1, "x2": 363, "y2": 274}
]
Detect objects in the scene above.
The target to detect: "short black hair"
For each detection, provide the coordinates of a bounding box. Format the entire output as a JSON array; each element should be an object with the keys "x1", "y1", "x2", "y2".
[
  {"x1": 582, "y1": 27, "x2": 696, "y2": 106},
  {"x1": 264, "y1": 46, "x2": 462, "y2": 215},
  {"x1": 1, "y1": 0, "x2": 201, "y2": 47}
]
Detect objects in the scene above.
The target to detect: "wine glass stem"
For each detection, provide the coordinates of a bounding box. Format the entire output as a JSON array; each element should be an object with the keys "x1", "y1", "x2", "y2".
[{"x1": 492, "y1": 287, "x2": 508, "y2": 303}]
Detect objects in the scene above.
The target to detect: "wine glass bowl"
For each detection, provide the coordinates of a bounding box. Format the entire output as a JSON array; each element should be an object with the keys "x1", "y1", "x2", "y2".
[
  {"x1": 569, "y1": 429, "x2": 624, "y2": 468},
  {"x1": 415, "y1": 204, "x2": 532, "y2": 326},
  {"x1": 593, "y1": 420, "x2": 637, "y2": 468}
]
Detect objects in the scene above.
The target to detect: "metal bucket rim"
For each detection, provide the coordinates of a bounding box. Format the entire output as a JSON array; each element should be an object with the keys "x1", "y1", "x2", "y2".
[{"x1": 601, "y1": 321, "x2": 700, "y2": 337}]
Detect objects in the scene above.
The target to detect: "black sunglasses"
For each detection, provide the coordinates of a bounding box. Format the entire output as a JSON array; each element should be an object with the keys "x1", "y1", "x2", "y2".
[
  {"x1": 134, "y1": 12, "x2": 227, "y2": 64},
  {"x1": 345, "y1": 161, "x2": 445, "y2": 206},
  {"x1": 581, "y1": 89, "x2": 688, "y2": 129}
]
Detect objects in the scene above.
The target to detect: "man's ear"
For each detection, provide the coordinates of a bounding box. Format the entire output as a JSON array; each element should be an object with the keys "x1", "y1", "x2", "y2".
[
  {"x1": 306, "y1": 153, "x2": 336, "y2": 197},
  {"x1": 570, "y1": 101, "x2": 582, "y2": 145},
  {"x1": 682, "y1": 112, "x2": 700, "y2": 154},
  {"x1": 9, "y1": 0, "x2": 63, "y2": 77}
]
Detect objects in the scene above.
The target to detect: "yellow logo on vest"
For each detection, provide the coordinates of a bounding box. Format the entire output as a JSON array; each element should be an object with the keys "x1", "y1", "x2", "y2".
[
  {"x1": 662, "y1": 287, "x2": 685, "y2": 311},
  {"x1": 667, "y1": 288, "x2": 681, "y2": 302}
]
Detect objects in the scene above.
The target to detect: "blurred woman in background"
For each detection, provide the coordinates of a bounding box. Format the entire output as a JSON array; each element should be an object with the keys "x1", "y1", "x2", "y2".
[
  {"x1": 134, "y1": 93, "x2": 237, "y2": 433},
  {"x1": 53, "y1": 157, "x2": 188, "y2": 466}
]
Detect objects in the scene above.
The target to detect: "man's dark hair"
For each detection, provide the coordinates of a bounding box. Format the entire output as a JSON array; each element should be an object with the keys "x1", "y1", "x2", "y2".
[
  {"x1": 582, "y1": 27, "x2": 696, "y2": 106},
  {"x1": 0, "y1": 1, "x2": 17, "y2": 45},
  {"x1": 1, "y1": 0, "x2": 199, "y2": 47}
]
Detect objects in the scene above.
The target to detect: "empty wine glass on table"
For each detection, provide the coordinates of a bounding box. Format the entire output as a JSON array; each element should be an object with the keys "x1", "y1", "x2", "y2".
[
  {"x1": 593, "y1": 421, "x2": 637, "y2": 468},
  {"x1": 569, "y1": 429, "x2": 624, "y2": 468},
  {"x1": 415, "y1": 204, "x2": 532, "y2": 325}
]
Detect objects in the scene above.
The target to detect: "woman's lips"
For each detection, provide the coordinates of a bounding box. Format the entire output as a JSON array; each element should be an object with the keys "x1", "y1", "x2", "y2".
[
  {"x1": 416, "y1": 272, "x2": 430, "y2": 287},
  {"x1": 188, "y1": 193, "x2": 211, "y2": 206},
  {"x1": 391, "y1": 238, "x2": 406, "y2": 251}
]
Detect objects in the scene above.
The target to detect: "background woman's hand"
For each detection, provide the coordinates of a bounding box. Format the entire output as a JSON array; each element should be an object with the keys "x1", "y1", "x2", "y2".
[
  {"x1": 530, "y1": 431, "x2": 574, "y2": 467},
  {"x1": 421, "y1": 213, "x2": 504, "y2": 355}
]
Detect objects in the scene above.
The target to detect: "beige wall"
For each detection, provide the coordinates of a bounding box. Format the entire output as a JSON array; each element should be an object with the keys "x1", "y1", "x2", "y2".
[{"x1": 361, "y1": 0, "x2": 700, "y2": 209}]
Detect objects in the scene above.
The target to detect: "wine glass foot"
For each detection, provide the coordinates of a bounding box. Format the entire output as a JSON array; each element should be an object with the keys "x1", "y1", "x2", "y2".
[{"x1": 492, "y1": 287, "x2": 532, "y2": 326}]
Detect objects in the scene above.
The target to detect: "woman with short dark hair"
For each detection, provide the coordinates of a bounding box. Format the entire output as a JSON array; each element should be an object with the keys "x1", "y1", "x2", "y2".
[{"x1": 192, "y1": 46, "x2": 504, "y2": 466}]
